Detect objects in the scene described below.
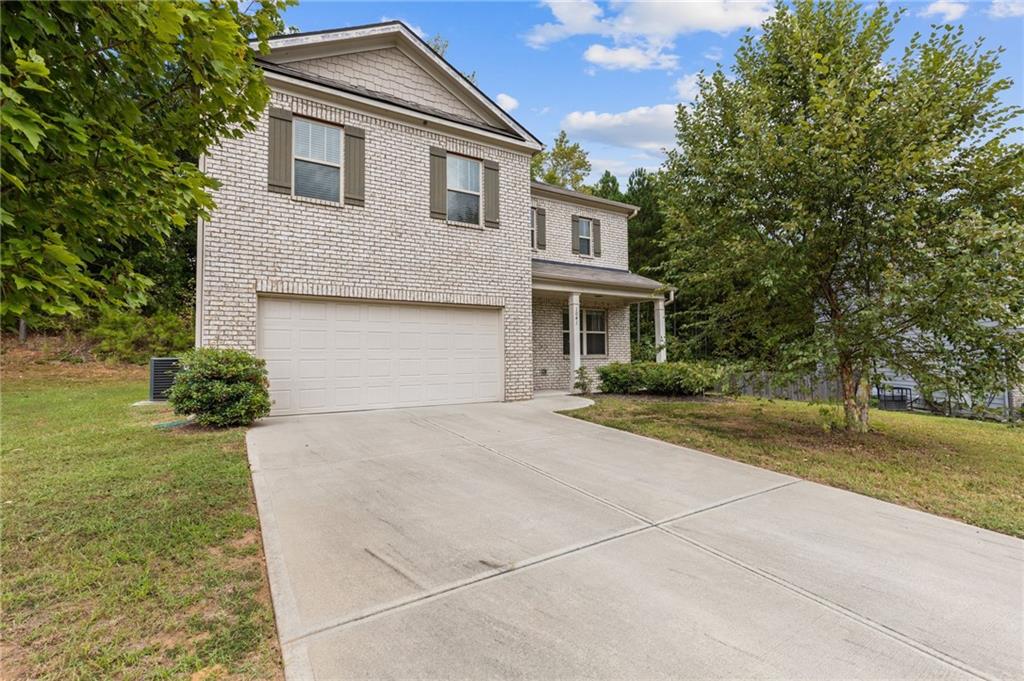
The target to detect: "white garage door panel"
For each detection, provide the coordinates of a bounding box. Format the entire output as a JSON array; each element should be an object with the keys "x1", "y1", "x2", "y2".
[{"x1": 258, "y1": 298, "x2": 503, "y2": 415}]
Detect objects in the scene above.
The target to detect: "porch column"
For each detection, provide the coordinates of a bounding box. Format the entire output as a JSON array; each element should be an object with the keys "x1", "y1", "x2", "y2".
[
  {"x1": 654, "y1": 297, "x2": 667, "y2": 363},
  {"x1": 568, "y1": 291, "x2": 582, "y2": 388}
]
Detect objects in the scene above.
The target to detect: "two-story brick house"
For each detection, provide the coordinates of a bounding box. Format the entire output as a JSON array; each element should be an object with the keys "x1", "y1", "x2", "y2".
[{"x1": 197, "y1": 21, "x2": 668, "y2": 416}]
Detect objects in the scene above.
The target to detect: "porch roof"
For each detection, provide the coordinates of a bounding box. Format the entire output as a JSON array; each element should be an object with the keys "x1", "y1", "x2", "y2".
[{"x1": 532, "y1": 259, "x2": 665, "y2": 295}]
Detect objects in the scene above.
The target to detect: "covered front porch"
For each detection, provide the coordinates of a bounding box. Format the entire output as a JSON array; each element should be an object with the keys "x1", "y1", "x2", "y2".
[{"x1": 531, "y1": 259, "x2": 669, "y2": 392}]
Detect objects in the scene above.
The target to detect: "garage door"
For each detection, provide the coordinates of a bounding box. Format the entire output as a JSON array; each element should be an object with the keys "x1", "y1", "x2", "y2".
[{"x1": 258, "y1": 297, "x2": 503, "y2": 415}]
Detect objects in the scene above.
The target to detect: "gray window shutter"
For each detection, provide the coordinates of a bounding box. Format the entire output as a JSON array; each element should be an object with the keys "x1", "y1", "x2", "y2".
[
  {"x1": 344, "y1": 126, "x2": 365, "y2": 207},
  {"x1": 268, "y1": 107, "x2": 293, "y2": 194},
  {"x1": 593, "y1": 218, "x2": 601, "y2": 256},
  {"x1": 536, "y1": 207, "x2": 546, "y2": 249},
  {"x1": 429, "y1": 146, "x2": 447, "y2": 219},
  {"x1": 571, "y1": 215, "x2": 580, "y2": 254},
  {"x1": 484, "y1": 160, "x2": 500, "y2": 228}
]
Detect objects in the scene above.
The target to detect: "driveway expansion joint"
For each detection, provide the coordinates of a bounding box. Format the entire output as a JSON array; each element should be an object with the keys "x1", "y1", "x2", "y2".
[{"x1": 282, "y1": 477, "x2": 801, "y2": 648}]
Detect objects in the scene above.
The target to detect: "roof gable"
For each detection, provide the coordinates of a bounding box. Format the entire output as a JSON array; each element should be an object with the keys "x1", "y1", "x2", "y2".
[{"x1": 258, "y1": 22, "x2": 538, "y2": 146}]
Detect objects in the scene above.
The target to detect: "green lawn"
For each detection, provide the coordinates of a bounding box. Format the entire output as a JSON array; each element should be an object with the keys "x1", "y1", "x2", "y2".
[
  {"x1": 567, "y1": 395, "x2": 1024, "y2": 538},
  {"x1": 1, "y1": 360, "x2": 281, "y2": 680}
]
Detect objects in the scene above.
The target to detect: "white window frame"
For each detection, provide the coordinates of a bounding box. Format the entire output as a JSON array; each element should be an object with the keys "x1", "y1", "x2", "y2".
[
  {"x1": 562, "y1": 308, "x2": 607, "y2": 357},
  {"x1": 578, "y1": 217, "x2": 592, "y2": 256},
  {"x1": 292, "y1": 117, "x2": 343, "y2": 203},
  {"x1": 530, "y1": 207, "x2": 537, "y2": 249},
  {"x1": 446, "y1": 153, "x2": 482, "y2": 225}
]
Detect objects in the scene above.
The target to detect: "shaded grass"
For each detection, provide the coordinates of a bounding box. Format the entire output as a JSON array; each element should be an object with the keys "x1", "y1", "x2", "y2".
[
  {"x1": 1, "y1": 361, "x2": 281, "y2": 679},
  {"x1": 566, "y1": 395, "x2": 1024, "y2": 538}
]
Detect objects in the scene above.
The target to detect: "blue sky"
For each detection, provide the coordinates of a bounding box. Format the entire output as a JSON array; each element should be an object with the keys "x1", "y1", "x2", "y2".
[{"x1": 280, "y1": 1, "x2": 1024, "y2": 184}]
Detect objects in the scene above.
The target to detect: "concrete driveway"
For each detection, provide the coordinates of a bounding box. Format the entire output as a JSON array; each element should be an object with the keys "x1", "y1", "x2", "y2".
[{"x1": 246, "y1": 395, "x2": 1023, "y2": 681}]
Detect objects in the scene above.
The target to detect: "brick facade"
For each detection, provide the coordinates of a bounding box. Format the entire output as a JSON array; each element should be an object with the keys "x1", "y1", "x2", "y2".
[
  {"x1": 530, "y1": 195, "x2": 630, "y2": 271},
  {"x1": 199, "y1": 90, "x2": 534, "y2": 400},
  {"x1": 532, "y1": 294, "x2": 631, "y2": 392}
]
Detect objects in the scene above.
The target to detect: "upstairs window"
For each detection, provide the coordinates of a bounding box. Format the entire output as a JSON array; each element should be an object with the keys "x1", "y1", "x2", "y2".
[
  {"x1": 530, "y1": 207, "x2": 537, "y2": 248},
  {"x1": 447, "y1": 154, "x2": 481, "y2": 224},
  {"x1": 293, "y1": 118, "x2": 341, "y2": 202},
  {"x1": 578, "y1": 217, "x2": 592, "y2": 256}
]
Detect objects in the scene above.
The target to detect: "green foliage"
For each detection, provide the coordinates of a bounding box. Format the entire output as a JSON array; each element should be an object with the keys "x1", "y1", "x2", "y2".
[
  {"x1": 573, "y1": 366, "x2": 593, "y2": 395},
  {"x1": 623, "y1": 168, "x2": 666, "y2": 275},
  {"x1": 87, "y1": 308, "x2": 193, "y2": 364},
  {"x1": 531, "y1": 130, "x2": 592, "y2": 190},
  {"x1": 660, "y1": 0, "x2": 1024, "y2": 431},
  {"x1": 631, "y1": 335, "x2": 688, "y2": 364},
  {"x1": 168, "y1": 349, "x2": 272, "y2": 428},
  {"x1": 1, "y1": 0, "x2": 291, "y2": 322},
  {"x1": 591, "y1": 170, "x2": 623, "y2": 201},
  {"x1": 598, "y1": 361, "x2": 730, "y2": 396}
]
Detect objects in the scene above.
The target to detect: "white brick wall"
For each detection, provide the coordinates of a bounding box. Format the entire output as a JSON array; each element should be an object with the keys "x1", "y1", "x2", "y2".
[
  {"x1": 530, "y1": 195, "x2": 630, "y2": 270},
  {"x1": 200, "y1": 91, "x2": 534, "y2": 400},
  {"x1": 532, "y1": 294, "x2": 631, "y2": 392},
  {"x1": 288, "y1": 48, "x2": 483, "y2": 124}
]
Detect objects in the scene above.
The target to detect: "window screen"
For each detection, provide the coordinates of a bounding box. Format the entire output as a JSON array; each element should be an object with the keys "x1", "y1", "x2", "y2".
[
  {"x1": 293, "y1": 118, "x2": 341, "y2": 202},
  {"x1": 447, "y1": 155, "x2": 480, "y2": 223}
]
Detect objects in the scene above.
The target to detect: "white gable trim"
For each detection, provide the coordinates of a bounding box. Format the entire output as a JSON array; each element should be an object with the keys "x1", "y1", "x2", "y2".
[
  {"x1": 258, "y1": 22, "x2": 540, "y2": 146},
  {"x1": 265, "y1": 71, "x2": 541, "y2": 153}
]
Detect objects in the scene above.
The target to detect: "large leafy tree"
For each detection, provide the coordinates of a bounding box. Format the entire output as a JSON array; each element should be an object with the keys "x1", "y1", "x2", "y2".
[
  {"x1": 531, "y1": 130, "x2": 592, "y2": 190},
  {"x1": 1, "y1": 0, "x2": 290, "y2": 321},
  {"x1": 660, "y1": 0, "x2": 1024, "y2": 431}
]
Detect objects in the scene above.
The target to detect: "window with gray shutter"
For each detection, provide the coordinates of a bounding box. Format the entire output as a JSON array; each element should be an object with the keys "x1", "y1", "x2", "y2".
[
  {"x1": 484, "y1": 160, "x2": 500, "y2": 228},
  {"x1": 571, "y1": 216, "x2": 580, "y2": 254},
  {"x1": 593, "y1": 218, "x2": 601, "y2": 256},
  {"x1": 293, "y1": 118, "x2": 341, "y2": 202},
  {"x1": 536, "y1": 207, "x2": 546, "y2": 249},
  {"x1": 267, "y1": 108, "x2": 293, "y2": 194},
  {"x1": 447, "y1": 154, "x2": 481, "y2": 224},
  {"x1": 344, "y1": 126, "x2": 365, "y2": 206}
]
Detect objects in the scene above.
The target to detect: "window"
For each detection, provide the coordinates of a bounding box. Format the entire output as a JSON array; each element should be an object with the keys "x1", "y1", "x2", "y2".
[
  {"x1": 293, "y1": 118, "x2": 341, "y2": 202},
  {"x1": 578, "y1": 217, "x2": 592, "y2": 256},
  {"x1": 530, "y1": 207, "x2": 537, "y2": 248},
  {"x1": 447, "y1": 154, "x2": 481, "y2": 223},
  {"x1": 562, "y1": 309, "x2": 607, "y2": 356}
]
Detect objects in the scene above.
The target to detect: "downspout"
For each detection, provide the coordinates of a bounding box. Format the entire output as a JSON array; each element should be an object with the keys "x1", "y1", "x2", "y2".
[{"x1": 194, "y1": 153, "x2": 206, "y2": 348}]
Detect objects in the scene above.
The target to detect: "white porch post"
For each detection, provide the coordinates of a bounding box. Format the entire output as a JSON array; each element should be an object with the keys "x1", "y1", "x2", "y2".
[
  {"x1": 568, "y1": 291, "x2": 582, "y2": 389},
  {"x1": 654, "y1": 297, "x2": 667, "y2": 363}
]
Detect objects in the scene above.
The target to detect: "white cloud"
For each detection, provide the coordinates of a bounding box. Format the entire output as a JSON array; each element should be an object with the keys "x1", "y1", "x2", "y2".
[
  {"x1": 988, "y1": 0, "x2": 1024, "y2": 17},
  {"x1": 526, "y1": 0, "x2": 769, "y2": 72},
  {"x1": 380, "y1": 16, "x2": 426, "y2": 38},
  {"x1": 920, "y1": 1, "x2": 968, "y2": 21},
  {"x1": 583, "y1": 44, "x2": 678, "y2": 71},
  {"x1": 526, "y1": 0, "x2": 771, "y2": 47},
  {"x1": 495, "y1": 93, "x2": 519, "y2": 111},
  {"x1": 703, "y1": 46, "x2": 724, "y2": 62},
  {"x1": 562, "y1": 104, "x2": 678, "y2": 152},
  {"x1": 674, "y1": 72, "x2": 702, "y2": 101}
]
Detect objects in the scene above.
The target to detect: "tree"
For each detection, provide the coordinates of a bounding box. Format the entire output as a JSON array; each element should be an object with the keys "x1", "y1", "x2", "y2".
[
  {"x1": 1, "y1": 0, "x2": 290, "y2": 322},
  {"x1": 532, "y1": 130, "x2": 592, "y2": 191},
  {"x1": 426, "y1": 32, "x2": 476, "y2": 84},
  {"x1": 659, "y1": 0, "x2": 1024, "y2": 431},
  {"x1": 591, "y1": 170, "x2": 623, "y2": 202},
  {"x1": 623, "y1": 169, "x2": 664, "y2": 272}
]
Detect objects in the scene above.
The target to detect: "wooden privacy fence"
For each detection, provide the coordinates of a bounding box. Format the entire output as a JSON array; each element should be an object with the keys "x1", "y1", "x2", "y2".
[{"x1": 727, "y1": 371, "x2": 845, "y2": 403}]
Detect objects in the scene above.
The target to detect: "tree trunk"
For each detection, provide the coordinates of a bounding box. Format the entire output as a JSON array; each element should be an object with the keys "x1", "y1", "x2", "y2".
[
  {"x1": 838, "y1": 358, "x2": 870, "y2": 433},
  {"x1": 18, "y1": 318, "x2": 27, "y2": 343}
]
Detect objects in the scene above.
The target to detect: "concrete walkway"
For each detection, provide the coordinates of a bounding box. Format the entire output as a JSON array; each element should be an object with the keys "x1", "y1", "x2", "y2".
[{"x1": 246, "y1": 395, "x2": 1023, "y2": 680}]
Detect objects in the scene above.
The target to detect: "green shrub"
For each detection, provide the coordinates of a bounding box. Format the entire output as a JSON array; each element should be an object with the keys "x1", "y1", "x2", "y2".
[
  {"x1": 573, "y1": 366, "x2": 593, "y2": 395},
  {"x1": 168, "y1": 348, "x2": 271, "y2": 427},
  {"x1": 597, "y1": 361, "x2": 731, "y2": 396},
  {"x1": 88, "y1": 308, "x2": 193, "y2": 364}
]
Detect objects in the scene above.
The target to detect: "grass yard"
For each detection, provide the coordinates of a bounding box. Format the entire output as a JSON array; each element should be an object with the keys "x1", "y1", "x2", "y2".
[
  {"x1": 567, "y1": 395, "x2": 1024, "y2": 538},
  {"x1": 1, "y1": 354, "x2": 281, "y2": 680}
]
